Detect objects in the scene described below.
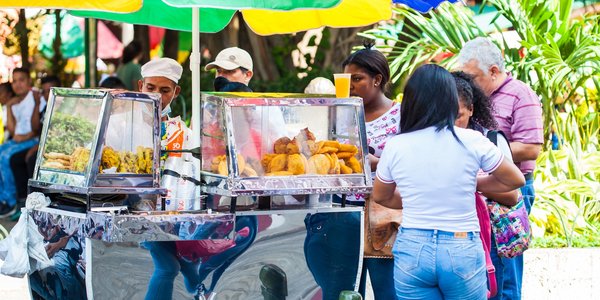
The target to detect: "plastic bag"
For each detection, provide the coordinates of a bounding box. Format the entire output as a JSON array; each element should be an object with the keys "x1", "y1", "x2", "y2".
[
  {"x1": 0, "y1": 212, "x2": 29, "y2": 277},
  {"x1": 0, "y1": 193, "x2": 53, "y2": 277}
]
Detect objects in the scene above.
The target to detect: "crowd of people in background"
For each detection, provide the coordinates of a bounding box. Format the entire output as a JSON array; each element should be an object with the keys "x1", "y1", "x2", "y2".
[{"x1": 0, "y1": 36, "x2": 542, "y2": 300}]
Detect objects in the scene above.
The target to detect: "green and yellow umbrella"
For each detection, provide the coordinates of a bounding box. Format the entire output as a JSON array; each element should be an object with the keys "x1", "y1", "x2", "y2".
[
  {"x1": 1, "y1": 0, "x2": 142, "y2": 13},
  {"x1": 70, "y1": 0, "x2": 393, "y2": 146}
]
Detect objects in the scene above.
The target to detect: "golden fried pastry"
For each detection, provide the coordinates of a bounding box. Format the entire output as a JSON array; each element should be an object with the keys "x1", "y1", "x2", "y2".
[
  {"x1": 345, "y1": 156, "x2": 363, "y2": 174},
  {"x1": 242, "y1": 165, "x2": 258, "y2": 177},
  {"x1": 237, "y1": 154, "x2": 246, "y2": 173},
  {"x1": 287, "y1": 153, "x2": 307, "y2": 175},
  {"x1": 71, "y1": 147, "x2": 91, "y2": 172},
  {"x1": 329, "y1": 153, "x2": 341, "y2": 174},
  {"x1": 273, "y1": 137, "x2": 291, "y2": 154},
  {"x1": 339, "y1": 160, "x2": 353, "y2": 174},
  {"x1": 44, "y1": 152, "x2": 72, "y2": 160},
  {"x1": 338, "y1": 144, "x2": 358, "y2": 153},
  {"x1": 307, "y1": 154, "x2": 331, "y2": 175},
  {"x1": 323, "y1": 140, "x2": 341, "y2": 150},
  {"x1": 318, "y1": 146, "x2": 339, "y2": 154},
  {"x1": 336, "y1": 152, "x2": 355, "y2": 159},
  {"x1": 268, "y1": 154, "x2": 288, "y2": 173},
  {"x1": 266, "y1": 171, "x2": 294, "y2": 176},
  {"x1": 286, "y1": 142, "x2": 300, "y2": 154},
  {"x1": 101, "y1": 146, "x2": 120, "y2": 171},
  {"x1": 261, "y1": 153, "x2": 278, "y2": 171},
  {"x1": 217, "y1": 160, "x2": 228, "y2": 176}
]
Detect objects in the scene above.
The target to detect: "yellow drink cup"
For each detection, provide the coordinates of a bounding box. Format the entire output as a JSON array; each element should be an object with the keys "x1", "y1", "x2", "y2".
[{"x1": 334, "y1": 73, "x2": 351, "y2": 98}]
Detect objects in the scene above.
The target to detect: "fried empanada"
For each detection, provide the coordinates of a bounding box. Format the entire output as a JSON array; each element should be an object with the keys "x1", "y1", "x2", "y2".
[
  {"x1": 268, "y1": 154, "x2": 288, "y2": 173},
  {"x1": 339, "y1": 160, "x2": 353, "y2": 174},
  {"x1": 323, "y1": 140, "x2": 341, "y2": 150},
  {"x1": 338, "y1": 144, "x2": 358, "y2": 153},
  {"x1": 318, "y1": 146, "x2": 339, "y2": 154},
  {"x1": 307, "y1": 154, "x2": 331, "y2": 175},
  {"x1": 217, "y1": 160, "x2": 228, "y2": 176},
  {"x1": 287, "y1": 153, "x2": 307, "y2": 175},
  {"x1": 345, "y1": 156, "x2": 363, "y2": 174},
  {"x1": 261, "y1": 154, "x2": 278, "y2": 170},
  {"x1": 336, "y1": 152, "x2": 356, "y2": 159},
  {"x1": 329, "y1": 153, "x2": 341, "y2": 174}
]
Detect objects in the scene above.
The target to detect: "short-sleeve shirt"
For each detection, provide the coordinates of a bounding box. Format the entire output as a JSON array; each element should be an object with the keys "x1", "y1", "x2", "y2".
[
  {"x1": 347, "y1": 102, "x2": 401, "y2": 203},
  {"x1": 376, "y1": 126, "x2": 503, "y2": 232},
  {"x1": 490, "y1": 73, "x2": 543, "y2": 174}
]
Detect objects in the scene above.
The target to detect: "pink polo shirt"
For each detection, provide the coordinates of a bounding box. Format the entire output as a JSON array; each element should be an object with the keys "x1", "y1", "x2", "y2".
[{"x1": 490, "y1": 73, "x2": 543, "y2": 174}]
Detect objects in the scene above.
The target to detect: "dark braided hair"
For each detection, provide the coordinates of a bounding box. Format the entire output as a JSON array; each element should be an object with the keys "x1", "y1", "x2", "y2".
[{"x1": 452, "y1": 71, "x2": 497, "y2": 131}]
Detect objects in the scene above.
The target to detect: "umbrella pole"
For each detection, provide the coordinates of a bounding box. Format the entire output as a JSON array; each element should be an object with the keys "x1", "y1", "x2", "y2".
[
  {"x1": 191, "y1": 7, "x2": 202, "y2": 210},
  {"x1": 191, "y1": 7, "x2": 200, "y2": 147}
]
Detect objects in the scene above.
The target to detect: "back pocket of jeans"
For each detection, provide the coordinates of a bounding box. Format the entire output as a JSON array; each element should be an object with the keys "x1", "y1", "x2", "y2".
[
  {"x1": 393, "y1": 237, "x2": 424, "y2": 273},
  {"x1": 447, "y1": 243, "x2": 484, "y2": 280}
]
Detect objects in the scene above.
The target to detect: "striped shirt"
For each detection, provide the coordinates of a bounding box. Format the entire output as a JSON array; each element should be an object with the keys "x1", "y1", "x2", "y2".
[{"x1": 490, "y1": 73, "x2": 543, "y2": 174}]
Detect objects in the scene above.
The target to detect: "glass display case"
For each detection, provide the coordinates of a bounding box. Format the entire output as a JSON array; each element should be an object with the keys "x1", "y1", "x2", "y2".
[
  {"x1": 201, "y1": 92, "x2": 372, "y2": 197},
  {"x1": 30, "y1": 88, "x2": 164, "y2": 200}
]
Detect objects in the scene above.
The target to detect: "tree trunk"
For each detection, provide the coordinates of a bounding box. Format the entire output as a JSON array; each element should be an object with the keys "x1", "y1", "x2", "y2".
[
  {"x1": 16, "y1": 9, "x2": 30, "y2": 70},
  {"x1": 134, "y1": 25, "x2": 150, "y2": 64},
  {"x1": 162, "y1": 29, "x2": 179, "y2": 60},
  {"x1": 51, "y1": 10, "x2": 65, "y2": 78}
]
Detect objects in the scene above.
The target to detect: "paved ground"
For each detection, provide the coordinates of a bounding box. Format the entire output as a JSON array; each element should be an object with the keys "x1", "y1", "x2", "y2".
[{"x1": 1, "y1": 218, "x2": 597, "y2": 300}]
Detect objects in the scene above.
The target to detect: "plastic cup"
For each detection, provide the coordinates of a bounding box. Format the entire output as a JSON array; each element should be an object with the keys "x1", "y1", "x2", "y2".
[{"x1": 333, "y1": 73, "x2": 351, "y2": 98}]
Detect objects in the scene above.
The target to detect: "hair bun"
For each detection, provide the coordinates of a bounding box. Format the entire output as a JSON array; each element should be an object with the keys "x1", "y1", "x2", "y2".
[{"x1": 362, "y1": 41, "x2": 375, "y2": 50}]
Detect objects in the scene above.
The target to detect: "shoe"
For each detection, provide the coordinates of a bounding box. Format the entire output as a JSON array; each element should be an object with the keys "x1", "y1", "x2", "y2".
[
  {"x1": 9, "y1": 209, "x2": 21, "y2": 222},
  {"x1": 0, "y1": 202, "x2": 16, "y2": 218}
]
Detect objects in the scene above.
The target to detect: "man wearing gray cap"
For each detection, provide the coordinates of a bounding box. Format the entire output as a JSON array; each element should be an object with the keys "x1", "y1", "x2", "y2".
[
  {"x1": 138, "y1": 57, "x2": 183, "y2": 119},
  {"x1": 205, "y1": 47, "x2": 254, "y2": 85}
]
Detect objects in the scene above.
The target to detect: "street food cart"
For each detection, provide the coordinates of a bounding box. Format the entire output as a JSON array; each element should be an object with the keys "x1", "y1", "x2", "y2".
[{"x1": 27, "y1": 89, "x2": 370, "y2": 299}]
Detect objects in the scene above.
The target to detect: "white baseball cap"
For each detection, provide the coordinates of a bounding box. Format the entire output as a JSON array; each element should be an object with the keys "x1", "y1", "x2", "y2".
[
  {"x1": 205, "y1": 47, "x2": 253, "y2": 72},
  {"x1": 141, "y1": 58, "x2": 183, "y2": 84}
]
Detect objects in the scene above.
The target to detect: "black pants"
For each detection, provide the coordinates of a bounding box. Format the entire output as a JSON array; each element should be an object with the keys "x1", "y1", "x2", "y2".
[{"x1": 10, "y1": 148, "x2": 36, "y2": 200}]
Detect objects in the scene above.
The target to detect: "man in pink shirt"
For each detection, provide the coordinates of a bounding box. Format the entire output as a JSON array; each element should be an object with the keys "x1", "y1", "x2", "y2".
[{"x1": 458, "y1": 37, "x2": 543, "y2": 300}]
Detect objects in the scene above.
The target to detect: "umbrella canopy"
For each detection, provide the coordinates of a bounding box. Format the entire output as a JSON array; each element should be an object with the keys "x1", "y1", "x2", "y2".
[
  {"x1": 70, "y1": 0, "x2": 392, "y2": 36},
  {"x1": 393, "y1": 0, "x2": 459, "y2": 13},
  {"x1": 1, "y1": 0, "x2": 142, "y2": 13}
]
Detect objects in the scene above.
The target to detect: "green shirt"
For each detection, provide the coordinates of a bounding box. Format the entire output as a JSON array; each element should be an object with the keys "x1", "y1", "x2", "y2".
[{"x1": 116, "y1": 62, "x2": 142, "y2": 91}]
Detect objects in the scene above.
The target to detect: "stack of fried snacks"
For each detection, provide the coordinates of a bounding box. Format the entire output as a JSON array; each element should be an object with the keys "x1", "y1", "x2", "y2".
[
  {"x1": 211, "y1": 154, "x2": 257, "y2": 177},
  {"x1": 42, "y1": 152, "x2": 72, "y2": 170},
  {"x1": 263, "y1": 128, "x2": 363, "y2": 176}
]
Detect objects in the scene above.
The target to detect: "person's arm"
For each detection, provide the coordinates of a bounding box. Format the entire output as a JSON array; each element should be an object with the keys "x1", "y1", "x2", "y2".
[
  {"x1": 5, "y1": 97, "x2": 17, "y2": 137},
  {"x1": 368, "y1": 154, "x2": 379, "y2": 172},
  {"x1": 371, "y1": 178, "x2": 403, "y2": 209},
  {"x1": 477, "y1": 158, "x2": 525, "y2": 194},
  {"x1": 480, "y1": 189, "x2": 519, "y2": 207},
  {"x1": 30, "y1": 91, "x2": 43, "y2": 135},
  {"x1": 510, "y1": 142, "x2": 542, "y2": 163}
]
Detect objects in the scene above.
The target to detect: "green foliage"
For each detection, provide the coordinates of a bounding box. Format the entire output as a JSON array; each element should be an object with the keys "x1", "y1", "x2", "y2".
[
  {"x1": 45, "y1": 112, "x2": 96, "y2": 154},
  {"x1": 361, "y1": 0, "x2": 600, "y2": 247}
]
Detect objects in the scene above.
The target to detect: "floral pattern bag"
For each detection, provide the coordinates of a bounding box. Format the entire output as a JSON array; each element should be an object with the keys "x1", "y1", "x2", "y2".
[{"x1": 487, "y1": 198, "x2": 531, "y2": 258}]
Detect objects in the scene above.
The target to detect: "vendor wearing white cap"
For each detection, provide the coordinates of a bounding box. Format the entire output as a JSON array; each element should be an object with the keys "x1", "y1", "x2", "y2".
[
  {"x1": 139, "y1": 57, "x2": 183, "y2": 120},
  {"x1": 205, "y1": 47, "x2": 253, "y2": 85}
]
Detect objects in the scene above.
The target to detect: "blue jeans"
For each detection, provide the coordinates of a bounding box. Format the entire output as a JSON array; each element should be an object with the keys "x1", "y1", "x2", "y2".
[
  {"x1": 358, "y1": 258, "x2": 395, "y2": 299},
  {"x1": 0, "y1": 139, "x2": 38, "y2": 206},
  {"x1": 304, "y1": 212, "x2": 362, "y2": 300},
  {"x1": 393, "y1": 228, "x2": 487, "y2": 300},
  {"x1": 490, "y1": 177, "x2": 534, "y2": 300}
]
